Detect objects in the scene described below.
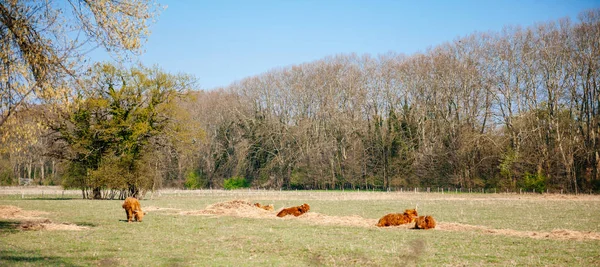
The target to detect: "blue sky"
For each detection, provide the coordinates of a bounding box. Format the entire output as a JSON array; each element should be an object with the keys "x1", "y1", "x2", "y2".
[{"x1": 92, "y1": 0, "x2": 600, "y2": 89}]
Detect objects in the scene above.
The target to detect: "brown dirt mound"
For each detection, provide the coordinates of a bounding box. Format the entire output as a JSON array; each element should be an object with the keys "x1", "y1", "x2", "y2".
[
  {"x1": 0, "y1": 205, "x2": 88, "y2": 231},
  {"x1": 437, "y1": 222, "x2": 600, "y2": 241},
  {"x1": 180, "y1": 200, "x2": 275, "y2": 217}
]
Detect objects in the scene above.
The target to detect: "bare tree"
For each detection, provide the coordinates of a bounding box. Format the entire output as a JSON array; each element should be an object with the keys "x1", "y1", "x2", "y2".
[{"x1": 0, "y1": 0, "x2": 162, "y2": 128}]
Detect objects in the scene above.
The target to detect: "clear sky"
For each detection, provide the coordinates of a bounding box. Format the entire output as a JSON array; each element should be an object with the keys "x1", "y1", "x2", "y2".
[{"x1": 91, "y1": 0, "x2": 600, "y2": 90}]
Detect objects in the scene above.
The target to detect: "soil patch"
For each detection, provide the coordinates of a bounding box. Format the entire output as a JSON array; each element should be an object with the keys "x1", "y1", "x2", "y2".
[{"x1": 0, "y1": 205, "x2": 88, "y2": 231}]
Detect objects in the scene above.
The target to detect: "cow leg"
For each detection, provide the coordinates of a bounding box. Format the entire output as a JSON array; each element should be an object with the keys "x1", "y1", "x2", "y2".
[{"x1": 126, "y1": 209, "x2": 133, "y2": 223}]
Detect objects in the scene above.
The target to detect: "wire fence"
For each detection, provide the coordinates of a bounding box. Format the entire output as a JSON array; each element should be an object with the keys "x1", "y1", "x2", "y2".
[{"x1": 0, "y1": 185, "x2": 595, "y2": 199}]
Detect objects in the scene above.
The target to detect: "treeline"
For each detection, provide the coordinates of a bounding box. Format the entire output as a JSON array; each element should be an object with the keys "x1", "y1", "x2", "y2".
[
  {"x1": 1, "y1": 10, "x2": 599, "y2": 195},
  {"x1": 188, "y1": 10, "x2": 600, "y2": 193}
]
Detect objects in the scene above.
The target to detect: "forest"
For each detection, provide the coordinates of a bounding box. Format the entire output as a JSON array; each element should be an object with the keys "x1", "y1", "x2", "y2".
[{"x1": 1, "y1": 3, "x2": 599, "y2": 197}]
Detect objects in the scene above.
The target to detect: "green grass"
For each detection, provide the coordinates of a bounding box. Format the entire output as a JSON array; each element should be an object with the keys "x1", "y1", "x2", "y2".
[{"x1": 1, "y1": 190, "x2": 599, "y2": 266}]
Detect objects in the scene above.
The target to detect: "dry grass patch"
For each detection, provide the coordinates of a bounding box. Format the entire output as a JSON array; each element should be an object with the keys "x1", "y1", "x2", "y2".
[
  {"x1": 175, "y1": 199, "x2": 600, "y2": 241},
  {"x1": 0, "y1": 205, "x2": 88, "y2": 231},
  {"x1": 0, "y1": 205, "x2": 48, "y2": 220}
]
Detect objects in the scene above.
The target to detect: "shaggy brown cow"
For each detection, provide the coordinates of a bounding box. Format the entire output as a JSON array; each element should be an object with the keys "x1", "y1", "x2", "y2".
[
  {"x1": 122, "y1": 197, "x2": 146, "y2": 223},
  {"x1": 376, "y1": 208, "x2": 419, "y2": 227},
  {"x1": 254, "y1": 203, "x2": 274, "y2": 211},
  {"x1": 276, "y1": 203, "x2": 310, "y2": 217},
  {"x1": 414, "y1": 215, "x2": 436, "y2": 229}
]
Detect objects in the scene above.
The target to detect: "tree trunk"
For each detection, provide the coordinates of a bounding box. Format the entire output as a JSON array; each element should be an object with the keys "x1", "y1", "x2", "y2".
[
  {"x1": 27, "y1": 159, "x2": 32, "y2": 180},
  {"x1": 40, "y1": 159, "x2": 45, "y2": 183},
  {"x1": 93, "y1": 187, "x2": 102, "y2": 199}
]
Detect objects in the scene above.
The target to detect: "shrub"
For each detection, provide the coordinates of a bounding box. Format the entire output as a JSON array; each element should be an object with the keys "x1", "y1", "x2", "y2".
[
  {"x1": 223, "y1": 176, "x2": 249, "y2": 190},
  {"x1": 522, "y1": 172, "x2": 546, "y2": 193},
  {"x1": 184, "y1": 170, "x2": 206, "y2": 189}
]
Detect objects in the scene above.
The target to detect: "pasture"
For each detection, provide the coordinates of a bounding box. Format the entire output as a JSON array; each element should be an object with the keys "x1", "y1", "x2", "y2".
[{"x1": 0, "y1": 187, "x2": 599, "y2": 266}]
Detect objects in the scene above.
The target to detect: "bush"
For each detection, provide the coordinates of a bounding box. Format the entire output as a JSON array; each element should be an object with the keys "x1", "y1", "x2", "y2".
[
  {"x1": 184, "y1": 170, "x2": 206, "y2": 189},
  {"x1": 223, "y1": 176, "x2": 249, "y2": 190},
  {"x1": 522, "y1": 172, "x2": 546, "y2": 193},
  {"x1": 0, "y1": 171, "x2": 13, "y2": 186},
  {"x1": 0, "y1": 161, "x2": 14, "y2": 185}
]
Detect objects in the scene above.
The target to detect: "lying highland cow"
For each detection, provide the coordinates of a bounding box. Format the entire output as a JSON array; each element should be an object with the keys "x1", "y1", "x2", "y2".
[
  {"x1": 276, "y1": 203, "x2": 310, "y2": 217},
  {"x1": 414, "y1": 215, "x2": 436, "y2": 229},
  {"x1": 122, "y1": 197, "x2": 146, "y2": 223},
  {"x1": 254, "y1": 203, "x2": 274, "y2": 211},
  {"x1": 376, "y1": 208, "x2": 418, "y2": 227}
]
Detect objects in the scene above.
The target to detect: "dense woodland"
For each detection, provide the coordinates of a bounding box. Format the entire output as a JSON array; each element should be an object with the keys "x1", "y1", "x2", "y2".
[{"x1": 1, "y1": 9, "x2": 599, "y2": 197}]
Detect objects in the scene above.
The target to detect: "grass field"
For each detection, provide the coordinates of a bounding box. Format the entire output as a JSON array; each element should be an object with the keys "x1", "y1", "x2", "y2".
[{"x1": 1, "y1": 187, "x2": 599, "y2": 266}]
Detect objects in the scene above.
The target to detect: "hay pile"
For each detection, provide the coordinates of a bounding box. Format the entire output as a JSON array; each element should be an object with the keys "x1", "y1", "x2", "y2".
[{"x1": 0, "y1": 205, "x2": 88, "y2": 231}]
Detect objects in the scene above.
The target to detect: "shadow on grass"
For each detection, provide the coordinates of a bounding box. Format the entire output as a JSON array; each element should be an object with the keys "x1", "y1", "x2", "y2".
[
  {"x1": 0, "y1": 250, "x2": 82, "y2": 267},
  {"x1": 118, "y1": 219, "x2": 146, "y2": 223},
  {"x1": 0, "y1": 220, "x2": 20, "y2": 233},
  {"x1": 74, "y1": 222, "x2": 98, "y2": 227},
  {"x1": 26, "y1": 197, "x2": 80, "y2": 201}
]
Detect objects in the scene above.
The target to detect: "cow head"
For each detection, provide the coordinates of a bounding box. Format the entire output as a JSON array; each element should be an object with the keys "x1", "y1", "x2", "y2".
[
  {"x1": 133, "y1": 210, "x2": 146, "y2": 222},
  {"x1": 300, "y1": 203, "x2": 310, "y2": 213}
]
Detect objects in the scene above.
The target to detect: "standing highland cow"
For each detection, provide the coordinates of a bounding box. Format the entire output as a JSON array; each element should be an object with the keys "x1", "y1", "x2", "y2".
[
  {"x1": 122, "y1": 197, "x2": 146, "y2": 223},
  {"x1": 276, "y1": 203, "x2": 310, "y2": 217}
]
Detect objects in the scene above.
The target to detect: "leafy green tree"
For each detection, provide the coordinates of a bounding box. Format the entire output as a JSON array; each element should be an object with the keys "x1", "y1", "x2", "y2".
[{"x1": 53, "y1": 63, "x2": 193, "y2": 199}]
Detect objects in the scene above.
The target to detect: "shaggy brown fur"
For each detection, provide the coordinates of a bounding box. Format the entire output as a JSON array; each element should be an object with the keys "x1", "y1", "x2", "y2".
[
  {"x1": 376, "y1": 208, "x2": 419, "y2": 227},
  {"x1": 122, "y1": 197, "x2": 146, "y2": 223},
  {"x1": 414, "y1": 215, "x2": 436, "y2": 229},
  {"x1": 254, "y1": 203, "x2": 274, "y2": 211},
  {"x1": 276, "y1": 203, "x2": 310, "y2": 217}
]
